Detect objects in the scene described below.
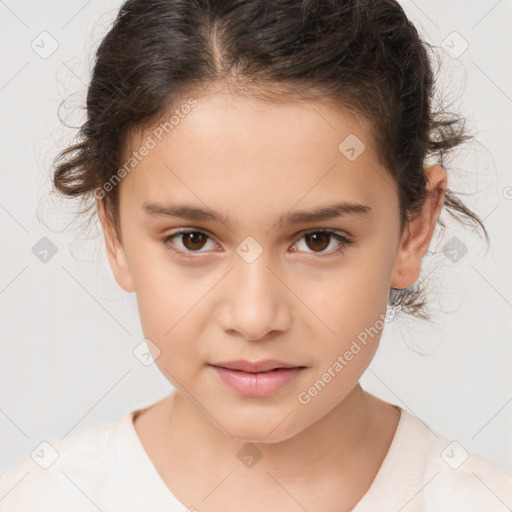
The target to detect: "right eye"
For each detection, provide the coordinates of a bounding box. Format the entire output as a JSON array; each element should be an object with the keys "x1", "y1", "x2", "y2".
[{"x1": 159, "y1": 229, "x2": 218, "y2": 256}]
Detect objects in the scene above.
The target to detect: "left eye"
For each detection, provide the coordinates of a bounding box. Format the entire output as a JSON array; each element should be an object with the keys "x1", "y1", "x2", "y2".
[
  {"x1": 293, "y1": 230, "x2": 352, "y2": 255},
  {"x1": 160, "y1": 229, "x2": 353, "y2": 257}
]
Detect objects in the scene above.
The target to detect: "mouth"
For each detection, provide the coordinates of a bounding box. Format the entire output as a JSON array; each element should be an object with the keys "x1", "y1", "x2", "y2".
[
  {"x1": 210, "y1": 359, "x2": 305, "y2": 373},
  {"x1": 209, "y1": 360, "x2": 307, "y2": 397}
]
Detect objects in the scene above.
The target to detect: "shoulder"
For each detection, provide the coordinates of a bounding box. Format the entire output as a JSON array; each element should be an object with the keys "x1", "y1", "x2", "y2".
[
  {"x1": 0, "y1": 414, "x2": 127, "y2": 512},
  {"x1": 423, "y1": 440, "x2": 512, "y2": 510},
  {"x1": 402, "y1": 411, "x2": 512, "y2": 511}
]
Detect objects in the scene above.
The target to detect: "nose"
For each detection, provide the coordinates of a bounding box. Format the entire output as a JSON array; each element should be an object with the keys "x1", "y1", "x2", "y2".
[{"x1": 217, "y1": 251, "x2": 292, "y2": 342}]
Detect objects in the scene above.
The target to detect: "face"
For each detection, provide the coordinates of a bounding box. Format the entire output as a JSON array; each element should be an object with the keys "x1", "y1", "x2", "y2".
[{"x1": 99, "y1": 88, "x2": 439, "y2": 443}]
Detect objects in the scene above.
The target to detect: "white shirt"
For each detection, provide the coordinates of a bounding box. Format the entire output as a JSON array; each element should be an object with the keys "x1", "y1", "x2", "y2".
[{"x1": 1, "y1": 394, "x2": 511, "y2": 511}]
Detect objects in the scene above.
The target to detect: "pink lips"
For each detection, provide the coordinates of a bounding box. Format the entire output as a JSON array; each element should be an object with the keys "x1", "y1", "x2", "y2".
[{"x1": 210, "y1": 359, "x2": 306, "y2": 397}]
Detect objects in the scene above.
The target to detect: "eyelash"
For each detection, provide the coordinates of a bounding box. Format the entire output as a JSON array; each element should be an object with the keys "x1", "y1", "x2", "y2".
[{"x1": 159, "y1": 229, "x2": 354, "y2": 259}]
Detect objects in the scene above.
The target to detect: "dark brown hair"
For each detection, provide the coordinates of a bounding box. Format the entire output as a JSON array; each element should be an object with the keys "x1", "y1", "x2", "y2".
[{"x1": 52, "y1": 0, "x2": 489, "y2": 319}]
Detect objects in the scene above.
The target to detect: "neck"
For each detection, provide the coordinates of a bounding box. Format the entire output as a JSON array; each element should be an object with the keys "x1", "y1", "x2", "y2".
[{"x1": 168, "y1": 383, "x2": 377, "y2": 485}]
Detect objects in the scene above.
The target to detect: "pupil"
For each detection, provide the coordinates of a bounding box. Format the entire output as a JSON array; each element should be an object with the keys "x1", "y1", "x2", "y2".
[
  {"x1": 184, "y1": 232, "x2": 206, "y2": 250},
  {"x1": 307, "y1": 233, "x2": 329, "y2": 251}
]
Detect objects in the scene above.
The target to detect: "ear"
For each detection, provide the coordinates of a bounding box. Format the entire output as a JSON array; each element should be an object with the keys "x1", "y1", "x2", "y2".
[
  {"x1": 97, "y1": 198, "x2": 135, "y2": 293},
  {"x1": 390, "y1": 165, "x2": 447, "y2": 289}
]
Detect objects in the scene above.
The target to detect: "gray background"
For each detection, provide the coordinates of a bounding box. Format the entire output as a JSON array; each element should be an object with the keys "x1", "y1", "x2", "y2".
[{"x1": 1, "y1": 0, "x2": 511, "y2": 480}]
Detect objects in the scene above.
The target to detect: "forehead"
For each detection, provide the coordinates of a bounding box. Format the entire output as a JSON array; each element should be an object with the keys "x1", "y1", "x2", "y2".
[{"x1": 119, "y1": 91, "x2": 396, "y2": 224}]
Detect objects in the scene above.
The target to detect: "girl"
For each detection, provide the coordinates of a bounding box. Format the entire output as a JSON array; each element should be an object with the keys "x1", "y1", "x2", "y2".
[{"x1": 1, "y1": 0, "x2": 511, "y2": 510}]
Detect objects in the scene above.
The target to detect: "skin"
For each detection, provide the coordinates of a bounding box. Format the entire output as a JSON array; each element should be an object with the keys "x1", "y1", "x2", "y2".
[{"x1": 98, "y1": 87, "x2": 447, "y2": 511}]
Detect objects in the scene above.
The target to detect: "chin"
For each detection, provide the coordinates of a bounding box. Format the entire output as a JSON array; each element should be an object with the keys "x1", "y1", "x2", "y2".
[{"x1": 223, "y1": 416, "x2": 300, "y2": 445}]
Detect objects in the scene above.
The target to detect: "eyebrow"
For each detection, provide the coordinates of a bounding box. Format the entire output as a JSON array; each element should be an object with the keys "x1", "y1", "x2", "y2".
[{"x1": 142, "y1": 200, "x2": 372, "y2": 229}]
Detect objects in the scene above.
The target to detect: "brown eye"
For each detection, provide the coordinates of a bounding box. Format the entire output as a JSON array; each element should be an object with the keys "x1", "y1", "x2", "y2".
[
  {"x1": 304, "y1": 232, "x2": 331, "y2": 252},
  {"x1": 181, "y1": 232, "x2": 208, "y2": 251},
  {"x1": 293, "y1": 229, "x2": 353, "y2": 256},
  {"x1": 161, "y1": 230, "x2": 217, "y2": 255}
]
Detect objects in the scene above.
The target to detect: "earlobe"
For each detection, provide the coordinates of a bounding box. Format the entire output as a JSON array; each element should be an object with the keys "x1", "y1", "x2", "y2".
[
  {"x1": 97, "y1": 198, "x2": 135, "y2": 293},
  {"x1": 390, "y1": 165, "x2": 447, "y2": 290}
]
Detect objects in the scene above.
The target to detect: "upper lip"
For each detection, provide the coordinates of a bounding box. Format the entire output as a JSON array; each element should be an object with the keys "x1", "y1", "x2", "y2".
[{"x1": 211, "y1": 359, "x2": 303, "y2": 373}]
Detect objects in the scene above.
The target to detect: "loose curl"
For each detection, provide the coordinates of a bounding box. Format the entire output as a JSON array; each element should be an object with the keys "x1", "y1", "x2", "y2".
[{"x1": 52, "y1": 0, "x2": 489, "y2": 319}]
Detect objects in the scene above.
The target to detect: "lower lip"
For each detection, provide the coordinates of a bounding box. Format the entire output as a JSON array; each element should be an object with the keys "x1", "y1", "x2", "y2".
[{"x1": 211, "y1": 365, "x2": 304, "y2": 397}]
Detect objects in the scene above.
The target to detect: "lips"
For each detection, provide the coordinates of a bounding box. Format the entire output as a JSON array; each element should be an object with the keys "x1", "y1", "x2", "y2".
[
  {"x1": 210, "y1": 359, "x2": 302, "y2": 373},
  {"x1": 209, "y1": 359, "x2": 307, "y2": 397}
]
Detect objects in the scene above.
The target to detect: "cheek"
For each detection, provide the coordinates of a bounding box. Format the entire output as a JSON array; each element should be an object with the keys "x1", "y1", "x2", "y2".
[
  {"x1": 298, "y1": 252, "x2": 391, "y2": 329},
  {"x1": 293, "y1": 249, "x2": 391, "y2": 371},
  {"x1": 135, "y1": 276, "x2": 205, "y2": 384},
  {"x1": 127, "y1": 244, "x2": 206, "y2": 364}
]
